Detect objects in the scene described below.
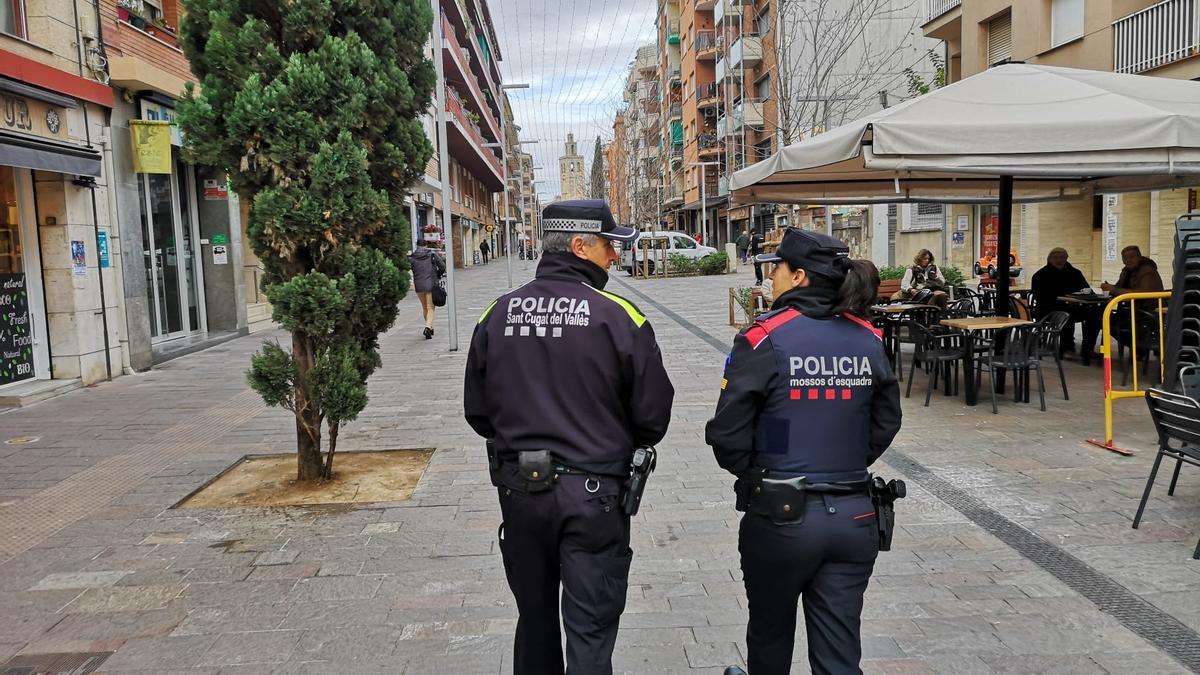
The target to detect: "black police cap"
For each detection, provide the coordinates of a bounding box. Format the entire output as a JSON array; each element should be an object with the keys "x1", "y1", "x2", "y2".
[{"x1": 755, "y1": 228, "x2": 850, "y2": 279}]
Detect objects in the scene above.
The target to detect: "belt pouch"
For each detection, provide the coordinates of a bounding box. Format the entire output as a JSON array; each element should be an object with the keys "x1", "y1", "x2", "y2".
[
  {"x1": 486, "y1": 440, "x2": 501, "y2": 487},
  {"x1": 760, "y1": 476, "x2": 807, "y2": 524},
  {"x1": 518, "y1": 450, "x2": 553, "y2": 493}
]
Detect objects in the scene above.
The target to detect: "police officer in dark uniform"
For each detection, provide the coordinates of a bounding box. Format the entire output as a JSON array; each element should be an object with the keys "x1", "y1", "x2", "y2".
[
  {"x1": 706, "y1": 228, "x2": 902, "y2": 675},
  {"x1": 464, "y1": 199, "x2": 675, "y2": 675}
]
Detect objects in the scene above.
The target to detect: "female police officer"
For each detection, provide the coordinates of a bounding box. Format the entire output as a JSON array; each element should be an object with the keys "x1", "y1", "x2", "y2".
[{"x1": 706, "y1": 228, "x2": 902, "y2": 675}]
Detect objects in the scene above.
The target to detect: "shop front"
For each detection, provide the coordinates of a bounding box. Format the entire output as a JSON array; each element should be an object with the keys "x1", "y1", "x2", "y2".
[{"x1": 0, "y1": 76, "x2": 109, "y2": 391}]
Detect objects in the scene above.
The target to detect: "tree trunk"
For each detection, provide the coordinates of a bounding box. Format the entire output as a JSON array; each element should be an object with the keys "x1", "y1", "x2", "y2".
[
  {"x1": 322, "y1": 421, "x2": 340, "y2": 480},
  {"x1": 292, "y1": 331, "x2": 324, "y2": 481}
]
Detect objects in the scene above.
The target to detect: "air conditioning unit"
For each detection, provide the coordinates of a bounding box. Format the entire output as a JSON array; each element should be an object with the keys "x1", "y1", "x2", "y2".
[{"x1": 702, "y1": 107, "x2": 717, "y2": 118}]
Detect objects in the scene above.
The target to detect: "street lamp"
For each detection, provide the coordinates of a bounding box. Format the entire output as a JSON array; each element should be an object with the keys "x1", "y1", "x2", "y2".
[
  {"x1": 429, "y1": 0, "x2": 460, "y2": 350},
  {"x1": 690, "y1": 161, "x2": 721, "y2": 246},
  {"x1": 484, "y1": 129, "x2": 535, "y2": 289}
]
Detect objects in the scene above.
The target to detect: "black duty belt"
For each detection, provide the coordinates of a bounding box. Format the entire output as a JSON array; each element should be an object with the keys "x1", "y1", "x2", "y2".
[{"x1": 486, "y1": 443, "x2": 657, "y2": 515}]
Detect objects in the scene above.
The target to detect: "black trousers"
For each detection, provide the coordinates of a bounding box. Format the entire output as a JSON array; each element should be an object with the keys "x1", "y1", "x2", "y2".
[
  {"x1": 740, "y1": 492, "x2": 879, "y2": 675},
  {"x1": 497, "y1": 473, "x2": 632, "y2": 675}
]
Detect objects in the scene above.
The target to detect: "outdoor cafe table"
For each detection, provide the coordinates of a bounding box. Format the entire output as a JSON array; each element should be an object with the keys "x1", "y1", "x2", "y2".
[
  {"x1": 871, "y1": 304, "x2": 935, "y2": 373},
  {"x1": 939, "y1": 316, "x2": 1034, "y2": 406}
]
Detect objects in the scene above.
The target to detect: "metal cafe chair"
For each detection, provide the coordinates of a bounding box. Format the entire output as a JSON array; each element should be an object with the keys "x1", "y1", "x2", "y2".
[
  {"x1": 905, "y1": 321, "x2": 967, "y2": 407},
  {"x1": 1032, "y1": 311, "x2": 1072, "y2": 400},
  {"x1": 1135, "y1": 386, "x2": 1200, "y2": 559},
  {"x1": 975, "y1": 325, "x2": 1045, "y2": 414}
]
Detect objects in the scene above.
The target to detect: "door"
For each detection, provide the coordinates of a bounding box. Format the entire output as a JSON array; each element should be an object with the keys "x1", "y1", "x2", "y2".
[
  {"x1": 139, "y1": 155, "x2": 205, "y2": 341},
  {"x1": 671, "y1": 234, "x2": 700, "y2": 258},
  {"x1": 0, "y1": 167, "x2": 48, "y2": 386}
]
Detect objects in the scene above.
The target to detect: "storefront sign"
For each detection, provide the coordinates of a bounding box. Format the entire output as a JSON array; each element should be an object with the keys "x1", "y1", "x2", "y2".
[
  {"x1": 138, "y1": 100, "x2": 183, "y2": 146},
  {"x1": 211, "y1": 233, "x2": 228, "y2": 246},
  {"x1": 1104, "y1": 195, "x2": 1120, "y2": 262},
  {"x1": 212, "y1": 244, "x2": 228, "y2": 265},
  {"x1": 97, "y1": 230, "x2": 110, "y2": 268},
  {"x1": 129, "y1": 120, "x2": 172, "y2": 174},
  {"x1": 71, "y1": 240, "x2": 86, "y2": 276},
  {"x1": 980, "y1": 212, "x2": 999, "y2": 257},
  {"x1": 2, "y1": 94, "x2": 69, "y2": 143},
  {"x1": 0, "y1": 273, "x2": 34, "y2": 385},
  {"x1": 203, "y1": 178, "x2": 228, "y2": 200}
]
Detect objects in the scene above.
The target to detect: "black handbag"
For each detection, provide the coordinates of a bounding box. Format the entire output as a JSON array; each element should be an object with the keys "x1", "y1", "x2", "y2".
[{"x1": 431, "y1": 281, "x2": 447, "y2": 307}]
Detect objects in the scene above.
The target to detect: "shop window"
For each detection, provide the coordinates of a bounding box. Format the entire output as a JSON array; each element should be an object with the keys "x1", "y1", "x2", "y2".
[
  {"x1": 1, "y1": 0, "x2": 26, "y2": 39},
  {"x1": 1051, "y1": 0, "x2": 1084, "y2": 47}
]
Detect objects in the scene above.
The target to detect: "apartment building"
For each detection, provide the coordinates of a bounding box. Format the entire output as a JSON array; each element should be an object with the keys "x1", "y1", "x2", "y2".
[
  {"x1": 918, "y1": 0, "x2": 1200, "y2": 283},
  {"x1": 424, "y1": 0, "x2": 507, "y2": 269},
  {"x1": 613, "y1": 44, "x2": 661, "y2": 228}
]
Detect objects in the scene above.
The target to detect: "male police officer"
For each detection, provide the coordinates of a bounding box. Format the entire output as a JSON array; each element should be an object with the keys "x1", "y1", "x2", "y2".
[
  {"x1": 706, "y1": 229, "x2": 902, "y2": 675},
  {"x1": 464, "y1": 199, "x2": 675, "y2": 675}
]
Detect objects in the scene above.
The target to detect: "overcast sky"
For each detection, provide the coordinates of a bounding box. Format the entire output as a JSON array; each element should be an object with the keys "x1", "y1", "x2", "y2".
[{"x1": 491, "y1": 0, "x2": 657, "y2": 201}]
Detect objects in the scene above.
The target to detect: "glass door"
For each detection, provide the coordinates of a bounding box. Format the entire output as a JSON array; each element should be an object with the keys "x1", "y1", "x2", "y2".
[
  {"x1": 140, "y1": 155, "x2": 204, "y2": 341},
  {"x1": 0, "y1": 166, "x2": 47, "y2": 386}
]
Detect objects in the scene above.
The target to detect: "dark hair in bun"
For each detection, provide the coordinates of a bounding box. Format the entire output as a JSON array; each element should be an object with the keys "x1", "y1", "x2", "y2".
[{"x1": 833, "y1": 259, "x2": 880, "y2": 318}]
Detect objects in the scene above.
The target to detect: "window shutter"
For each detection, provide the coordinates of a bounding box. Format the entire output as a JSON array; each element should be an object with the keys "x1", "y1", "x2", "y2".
[{"x1": 988, "y1": 13, "x2": 1013, "y2": 66}]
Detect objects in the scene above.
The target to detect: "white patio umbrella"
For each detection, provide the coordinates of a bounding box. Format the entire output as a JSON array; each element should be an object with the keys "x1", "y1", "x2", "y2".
[{"x1": 731, "y1": 63, "x2": 1200, "y2": 311}]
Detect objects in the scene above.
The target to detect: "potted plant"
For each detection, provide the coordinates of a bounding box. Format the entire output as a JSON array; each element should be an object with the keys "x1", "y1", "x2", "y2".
[{"x1": 117, "y1": 0, "x2": 145, "y2": 27}]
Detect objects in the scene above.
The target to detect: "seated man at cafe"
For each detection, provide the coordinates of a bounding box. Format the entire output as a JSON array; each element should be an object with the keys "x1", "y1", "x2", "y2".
[
  {"x1": 1032, "y1": 247, "x2": 1099, "y2": 361},
  {"x1": 1101, "y1": 244, "x2": 1166, "y2": 365}
]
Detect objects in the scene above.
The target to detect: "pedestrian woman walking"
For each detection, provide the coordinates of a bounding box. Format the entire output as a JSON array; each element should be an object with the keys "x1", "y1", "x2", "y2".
[
  {"x1": 409, "y1": 239, "x2": 446, "y2": 339},
  {"x1": 706, "y1": 228, "x2": 902, "y2": 675}
]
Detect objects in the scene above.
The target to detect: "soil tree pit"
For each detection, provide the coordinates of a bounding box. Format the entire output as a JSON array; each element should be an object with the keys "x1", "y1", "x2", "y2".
[{"x1": 179, "y1": 449, "x2": 433, "y2": 509}]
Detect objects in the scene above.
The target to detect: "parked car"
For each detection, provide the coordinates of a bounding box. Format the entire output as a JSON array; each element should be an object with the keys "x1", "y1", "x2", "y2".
[
  {"x1": 618, "y1": 231, "x2": 718, "y2": 275},
  {"x1": 974, "y1": 248, "x2": 1022, "y2": 279}
]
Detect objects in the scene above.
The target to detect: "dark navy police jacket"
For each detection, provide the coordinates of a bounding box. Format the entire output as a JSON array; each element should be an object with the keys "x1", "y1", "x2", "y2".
[
  {"x1": 705, "y1": 286, "x2": 902, "y2": 482},
  {"x1": 464, "y1": 253, "x2": 675, "y2": 476}
]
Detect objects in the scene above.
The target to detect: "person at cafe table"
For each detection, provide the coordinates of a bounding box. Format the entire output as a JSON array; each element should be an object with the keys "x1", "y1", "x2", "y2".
[
  {"x1": 1100, "y1": 245, "x2": 1164, "y2": 296},
  {"x1": 891, "y1": 249, "x2": 949, "y2": 309},
  {"x1": 1031, "y1": 247, "x2": 1099, "y2": 362}
]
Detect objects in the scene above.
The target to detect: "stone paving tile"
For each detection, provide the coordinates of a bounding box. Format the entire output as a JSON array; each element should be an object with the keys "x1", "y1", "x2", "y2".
[{"x1": 0, "y1": 262, "x2": 1198, "y2": 672}]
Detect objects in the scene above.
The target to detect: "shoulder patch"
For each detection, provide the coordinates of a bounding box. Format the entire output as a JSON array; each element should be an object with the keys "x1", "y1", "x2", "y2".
[
  {"x1": 590, "y1": 286, "x2": 647, "y2": 327},
  {"x1": 842, "y1": 313, "x2": 883, "y2": 340},
  {"x1": 746, "y1": 307, "x2": 801, "y2": 349}
]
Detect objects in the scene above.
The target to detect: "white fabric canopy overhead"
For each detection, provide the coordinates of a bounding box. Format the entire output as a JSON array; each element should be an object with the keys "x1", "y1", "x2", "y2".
[{"x1": 731, "y1": 63, "x2": 1200, "y2": 204}]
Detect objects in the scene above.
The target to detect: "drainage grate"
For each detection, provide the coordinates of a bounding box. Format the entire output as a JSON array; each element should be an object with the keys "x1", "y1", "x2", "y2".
[
  {"x1": 613, "y1": 276, "x2": 1200, "y2": 673},
  {"x1": 0, "y1": 652, "x2": 112, "y2": 675}
]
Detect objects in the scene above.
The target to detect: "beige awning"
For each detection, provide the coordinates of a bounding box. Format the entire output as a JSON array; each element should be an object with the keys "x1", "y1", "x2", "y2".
[{"x1": 732, "y1": 63, "x2": 1200, "y2": 205}]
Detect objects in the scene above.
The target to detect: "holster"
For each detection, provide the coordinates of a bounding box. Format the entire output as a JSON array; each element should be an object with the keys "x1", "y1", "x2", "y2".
[
  {"x1": 518, "y1": 450, "x2": 554, "y2": 493},
  {"x1": 620, "y1": 447, "x2": 657, "y2": 516},
  {"x1": 869, "y1": 476, "x2": 907, "y2": 552}
]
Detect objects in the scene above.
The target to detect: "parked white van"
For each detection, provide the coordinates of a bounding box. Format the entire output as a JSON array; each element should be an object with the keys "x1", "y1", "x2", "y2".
[{"x1": 617, "y1": 231, "x2": 717, "y2": 275}]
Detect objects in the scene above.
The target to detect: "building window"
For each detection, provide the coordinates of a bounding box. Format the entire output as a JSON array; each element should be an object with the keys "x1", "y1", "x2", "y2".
[
  {"x1": 142, "y1": 0, "x2": 163, "y2": 22},
  {"x1": 755, "y1": 10, "x2": 769, "y2": 36},
  {"x1": 1, "y1": 0, "x2": 26, "y2": 38},
  {"x1": 906, "y1": 203, "x2": 945, "y2": 231},
  {"x1": 987, "y1": 12, "x2": 1012, "y2": 66},
  {"x1": 755, "y1": 139, "x2": 772, "y2": 161},
  {"x1": 1051, "y1": 0, "x2": 1084, "y2": 47},
  {"x1": 755, "y1": 74, "x2": 770, "y2": 101}
]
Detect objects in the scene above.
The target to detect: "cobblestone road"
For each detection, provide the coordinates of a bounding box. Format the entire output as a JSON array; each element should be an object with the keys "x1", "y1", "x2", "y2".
[{"x1": 0, "y1": 257, "x2": 1197, "y2": 673}]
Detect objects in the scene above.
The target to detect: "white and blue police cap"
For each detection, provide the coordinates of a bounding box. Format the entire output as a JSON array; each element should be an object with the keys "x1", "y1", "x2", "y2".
[{"x1": 541, "y1": 199, "x2": 639, "y2": 243}]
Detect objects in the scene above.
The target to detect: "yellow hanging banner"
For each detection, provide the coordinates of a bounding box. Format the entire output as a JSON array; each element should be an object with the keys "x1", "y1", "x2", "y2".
[{"x1": 129, "y1": 120, "x2": 172, "y2": 174}]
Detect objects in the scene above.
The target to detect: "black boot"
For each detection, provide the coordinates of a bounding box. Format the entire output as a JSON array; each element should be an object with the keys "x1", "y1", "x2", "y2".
[
  {"x1": 724, "y1": 668, "x2": 748, "y2": 675},
  {"x1": 423, "y1": 327, "x2": 433, "y2": 340}
]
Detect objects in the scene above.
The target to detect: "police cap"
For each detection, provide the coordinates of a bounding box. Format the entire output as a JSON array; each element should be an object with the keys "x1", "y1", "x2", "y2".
[
  {"x1": 755, "y1": 228, "x2": 849, "y2": 280},
  {"x1": 541, "y1": 199, "x2": 639, "y2": 243}
]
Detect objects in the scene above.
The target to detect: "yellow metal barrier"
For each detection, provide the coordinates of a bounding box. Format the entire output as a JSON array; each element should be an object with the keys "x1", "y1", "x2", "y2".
[{"x1": 1087, "y1": 291, "x2": 1172, "y2": 455}]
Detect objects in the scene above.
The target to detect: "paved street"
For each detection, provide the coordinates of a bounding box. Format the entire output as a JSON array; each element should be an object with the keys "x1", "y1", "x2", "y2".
[{"x1": 1, "y1": 258, "x2": 1198, "y2": 674}]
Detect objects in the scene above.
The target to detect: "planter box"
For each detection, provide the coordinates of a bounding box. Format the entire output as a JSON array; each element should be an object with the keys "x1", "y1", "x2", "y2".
[{"x1": 117, "y1": 7, "x2": 129, "y2": 20}]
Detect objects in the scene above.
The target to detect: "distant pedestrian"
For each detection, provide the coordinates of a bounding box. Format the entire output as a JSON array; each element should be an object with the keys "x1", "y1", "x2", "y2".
[
  {"x1": 736, "y1": 230, "x2": 750, "y2": 264},
  {"x1": 465, "y1": 199, "x2": 675, "y2": 674},
  {"x1": 693, "y1": 231, "x2": 703, "y2": 245},
  {"x1": 749, "y1": 230, "x2": 766, "y2": 285},
  {"x1": 480, "y1": 239, "x2": 491, "y2": 264},
  {"x1": 409, "y1": 239, "x2": 446, "y2": 340}
]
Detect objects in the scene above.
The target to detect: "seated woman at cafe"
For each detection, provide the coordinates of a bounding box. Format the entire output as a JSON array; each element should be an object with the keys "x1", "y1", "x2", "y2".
[
  {"x1": 891, "y1": 249, "x2": 949, "y2": 309},
  {"x1": 1031, "y1": 247, "x2": 1099, "y2": 361}
]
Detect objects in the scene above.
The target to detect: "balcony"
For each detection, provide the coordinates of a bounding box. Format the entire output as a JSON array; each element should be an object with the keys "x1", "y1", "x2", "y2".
[
  {"x1": 663, "y1": 185, "x2": 684, "y2": 206},
  {"x1": 698, "y1": 133, "x2": 722, "y2": 158},
  {"x1": 715, "y1": 0, "x2": 744, "y2": 26},
  {"x1": 442, "y1": 16, "x2": 501, "y2": 142},
  {"x1": 668, "y1": 20, "x2": 681, "y2": 45},
  {"x1": 642, "y1": 112, "x2": 661, "y2": 134},
  {"x1": 668, "y1": 65, "x2": 682, "y2": 83},
  {"x1": 697, "y1": 0, "x2": 717, "y2": 10},
  {"x1": 696, "y1": 82, "x2": 721, "y2": 109},
  {"x1": 668, "y1": 102, "x2": 682, "y2": 120},
  {"x1": 729, "y1": 35, "x2": 762, "y2": 68},
  {"x1": 926, "y1": 0, "x2": 961, "y2": 22},
  {"x1": 445, "y1": 86, "x2": 503, "y2": 188},
  {"x1": 741, "y1": 98, "x2": 764, "y2": 129},
  {"x1": 696, "y1": 30, "x2": 720, "y2": 60},
  {"x1": 719, "y1": 175, "x2": 729, "y2": 196},
  {"x1": 1113, "y1": 0, "x2": 1199, "y2": 74}
]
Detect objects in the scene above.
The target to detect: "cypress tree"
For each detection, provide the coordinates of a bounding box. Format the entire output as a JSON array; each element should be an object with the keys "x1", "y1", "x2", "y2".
[
  {"x1": 590, "y1": 136, "x2": 606, "y2": 200},
  {"x1": 176, "y1": 0, "x2": 435, "y2": 480}
]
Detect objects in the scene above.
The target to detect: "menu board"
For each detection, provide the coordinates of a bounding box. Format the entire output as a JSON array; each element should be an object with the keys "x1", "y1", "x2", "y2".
[{"x1": 0, "y1": 273, "x2": 34, "y2": 385}]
